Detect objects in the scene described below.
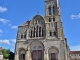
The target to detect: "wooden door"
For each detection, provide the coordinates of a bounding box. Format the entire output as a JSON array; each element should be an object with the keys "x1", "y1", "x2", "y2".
[
  {"x1": 32, "y1": 50, "x2": 42, "y2": 60},
  {"x1": 51, "y1": 53, "x2": 56, "y2": 60}
]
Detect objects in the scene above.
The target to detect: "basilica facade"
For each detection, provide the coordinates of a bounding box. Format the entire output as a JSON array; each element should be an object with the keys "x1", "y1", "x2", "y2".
[{"x1": 14, "y1": 0, "x2": 70, "y2": 60}]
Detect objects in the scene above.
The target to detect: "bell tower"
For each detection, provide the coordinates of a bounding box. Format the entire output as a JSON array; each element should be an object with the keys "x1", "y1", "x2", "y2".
[
  {"x1": 44, "y1": 0, "x2": 64, "y2": 39},
  {"x1": 45, "y1": 0, "x2": 60, "y2": 16}
]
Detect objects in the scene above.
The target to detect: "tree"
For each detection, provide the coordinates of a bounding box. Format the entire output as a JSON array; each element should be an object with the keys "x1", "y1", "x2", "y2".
[
  {"x1": 2, "y1": 49, "x2": 10, "y2": 59},
  {"x1": 9, "y1": 51, "x2": 14, "y2": 60},
  {"x1": 2, "y1": 48, "x2": 14, "y2": 60}
]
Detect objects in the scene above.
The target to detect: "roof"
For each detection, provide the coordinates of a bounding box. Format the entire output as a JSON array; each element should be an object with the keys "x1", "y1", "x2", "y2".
[
  {"x1": 23, "y1": 14, "x2": 44, "y2": 26},
  {"x1": 70, "y1": 51, "x2": 80, "y2": 54},
  {"x1": 23, "y1": 21, "x2": 30, "y2": 26}
]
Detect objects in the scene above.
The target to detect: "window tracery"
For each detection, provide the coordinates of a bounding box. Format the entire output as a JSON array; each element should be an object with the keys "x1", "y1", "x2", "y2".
[
  {"x1": 53, "y1": 6, "x2": 55, "y2": 14},
  {"x1": 29, "y1": 15, "x2": 45, "y2": 38}
]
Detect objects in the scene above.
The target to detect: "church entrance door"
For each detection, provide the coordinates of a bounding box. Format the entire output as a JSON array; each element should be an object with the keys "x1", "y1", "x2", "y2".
[
  {"x1": 51, "y1": 53, "x2": 56, "y2": 60},
  {"x1": 32, "y1": 50, "x2": 42, "y2": 60}
]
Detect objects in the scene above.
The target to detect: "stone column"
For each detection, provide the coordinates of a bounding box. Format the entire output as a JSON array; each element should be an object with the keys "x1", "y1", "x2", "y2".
[
  {"x1": 46, "y1": 7, "x2": 49, "y2": 16},
  {"x1": 41, "y1": 28, "x2": 42, "y2": 37},
  {"x1": 29, "y1": 51, "x2": 32, "y2": 60},
  {"x1": 38, "y1": 27, "x2": 39, "y2": 37},
  {"x1": 15, "y1": 51, "x2": 19, "y2": 60},
  {"x1": 51, "y1": 6, "x2": 53, "y2": 15},
  {"x1": 35, "y1": 30, "x2": 36, "y2": 37},
  {"x1": 32, "y1": 31, "x2": 33, "y2": 37},
  {"x1": 25, "y1": 50, "x2": 27, "y2": 60},
  {"x1": 29, "y1": 30, "x2": 31, "y2": 37}
]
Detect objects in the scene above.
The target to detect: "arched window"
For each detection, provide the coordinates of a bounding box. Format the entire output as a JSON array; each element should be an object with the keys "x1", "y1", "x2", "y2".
[
  {"x1": 31, "y1": 30, "x2": 32, "y2": 38},
  {"x1": 39, "y1": 27, "x2": 41, "y2": 37},
  {"x1": 53, "y1": 18, "x2": 55, "y2": 21},
  {"x1": 50, "y1": 31, "x2": 52, "y2": 36},
  {"x1": 54, "y1": 22, "x2": 57, "y2": 30},
  {"x1": 21, "y1": 34, "x2": 23, "y2": 39},
  {"x1": 24, "y1": 34, "x2": 26, "y2": 38},
  {"x1": 49, "y1": 7, "x2": 51, "y2": 15},
  {"x1": 54, "y1": 31, "x2": 57, "y2": 36},
  {"x1": 49, "y1": 18, "x2": 51, "y2": 22},
  {"x1": 33, "y1": 27, "x2": 35, "y2": 37},
  {"x1": 53, "y1": 6, "x2": 55, "y2": 14},
  {"x1": 29, "y1": 15, "x2": 45, "y2": 38},
  {"x1": 36, "y1": 26, "x2": 38, "y2": 37},
  {"x1": 42, "y1": 29, "x2": 44, "y2": 37}
]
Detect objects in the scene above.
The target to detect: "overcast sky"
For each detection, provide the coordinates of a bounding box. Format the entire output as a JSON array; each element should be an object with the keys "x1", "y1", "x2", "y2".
[{"x1": 0, "y1": 0, "x2": 80, "y2": 52}]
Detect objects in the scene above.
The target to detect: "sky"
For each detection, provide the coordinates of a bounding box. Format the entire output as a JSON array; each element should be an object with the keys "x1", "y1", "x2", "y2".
[{"x1": 0, "y1": 0, "x2": 80, "y2": 52}]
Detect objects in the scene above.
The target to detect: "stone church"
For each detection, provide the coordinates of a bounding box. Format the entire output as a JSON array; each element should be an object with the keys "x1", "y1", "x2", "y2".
[{"x1": 14, "y1": 0, "x2": 70, "y2": 60}]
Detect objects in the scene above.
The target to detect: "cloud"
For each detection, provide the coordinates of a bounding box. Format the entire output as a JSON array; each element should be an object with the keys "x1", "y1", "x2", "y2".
[
  {"x1": 0, "y1": 40, "x2": 10, "y2": 45},
  {"x1": 0, "y1": 39, "x2": 16, "y2": 46},
  {"x1": 0, "y1": 18, "x2": 10, "y2": 24},
  {"x1": 70, "y1": 45, "x2": 80, "y2": 51},
  {"x1": 0, "y1": 6, "x2": 7, "y2": 13},
  {"x1": 0, "y1": 29, "x2": 3, "y2": 33},
  {"x1": 11, "y1": 26, "x2": 18, "y2": 29},
  {"x1": 11, "y1": 39, "x2": 16, "y2": 43},
  {"x1": 71, "y1": 13, "x2": 80, "y2": 20}
]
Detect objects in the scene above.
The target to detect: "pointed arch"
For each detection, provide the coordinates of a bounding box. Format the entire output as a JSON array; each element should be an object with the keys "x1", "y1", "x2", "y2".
[
  {"x1": 19, "y1": 48, "x2": 26, "y2": 60},
  {"x1": 33, "y1": 27, "x2": 35, "y2": 37},
  {"x1": 31, "y1": 30, "x2": 32, "y2": 38},
  {"x1": 29, "y1": 41, "x2": 44, "y2": 60},
  {"x1": 49, "y1": 6, "x2": 51, "y2": 15},
  {"x1": 53, "y1": 6, "x2": 55, "y2": 14},
  {"x1": 36, "y1": 26, "x2": 38, "y2": 37},
  {"x1": 39, "y1": 27, "x2": 41, "y2": 37},
  {"x1": 24, "y1": 34, "x2": 26, "y2": 38},
  {"x1": 48, "y1": 46, "x2": 59, "y2": 60},
  {"x1": 49, "y1": 18, "x2": 51, "y2": 22},
  {"x1": 21, "y1": 34, "x2": 23, "y2": 39},
  {"x1": 50, "y1": 31, "x2": 52, "y2": 36}
]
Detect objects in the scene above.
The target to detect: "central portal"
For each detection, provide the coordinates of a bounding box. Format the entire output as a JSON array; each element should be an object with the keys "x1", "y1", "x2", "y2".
[
  {"x1": 32, "y1": 50, "x2": 42, "y2": 60},
  {"x1": 30, "y1": 41, "x2": 44, "y2": 60}
]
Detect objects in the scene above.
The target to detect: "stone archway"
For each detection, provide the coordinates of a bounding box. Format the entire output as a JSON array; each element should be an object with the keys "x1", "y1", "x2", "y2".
[
  {"x1": 30, "y1": 41, "x2": 44, "y2": 60},
  {"x1": 19, "y1": 48, "x2": 26, "y2": 60},
  {"x1": 48, "y1": 46, "x2": 59, "y2": 60}
]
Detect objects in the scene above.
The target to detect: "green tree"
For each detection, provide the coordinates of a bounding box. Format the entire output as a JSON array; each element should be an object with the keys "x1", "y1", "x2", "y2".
[
  {"x1": 9, "y1": 51, "x2": 14, "y2": 60},
  {"x1": 2, "y1": 49, "x2": 10, "y2": 59}
]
